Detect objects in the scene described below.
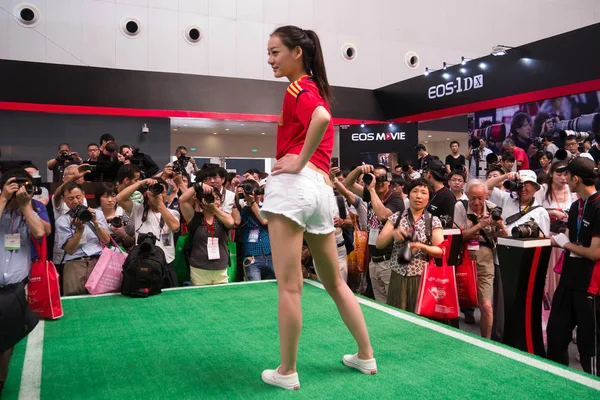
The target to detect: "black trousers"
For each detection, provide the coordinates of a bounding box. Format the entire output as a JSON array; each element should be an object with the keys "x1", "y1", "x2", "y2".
[{"x1": 547, "y1": 284, "x2": 600, "y2": 375}]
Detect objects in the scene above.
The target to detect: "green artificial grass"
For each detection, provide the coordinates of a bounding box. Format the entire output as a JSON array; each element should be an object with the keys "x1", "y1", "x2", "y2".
[{"x1": 4, "y1": 281, "x2": 600, "y2": 399}]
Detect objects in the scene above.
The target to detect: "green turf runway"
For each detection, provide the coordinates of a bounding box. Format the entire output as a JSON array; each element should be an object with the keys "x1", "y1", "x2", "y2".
[{"x1": 4, "y1": 281, "x2": 600, "y2": 399}]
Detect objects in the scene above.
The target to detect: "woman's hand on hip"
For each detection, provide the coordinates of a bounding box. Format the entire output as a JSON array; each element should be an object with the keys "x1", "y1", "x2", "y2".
[{"x1": 272, "y1": 154, "x2": 303, "y2": 176}]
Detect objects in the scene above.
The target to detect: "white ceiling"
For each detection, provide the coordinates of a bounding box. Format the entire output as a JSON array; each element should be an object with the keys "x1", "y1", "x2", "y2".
[
  {"x1": 171, "y1": 118, "x2": 277, "y2": 136},
  {"x1": 418, "y1": 130, "x2": 468, "y2": 144}
]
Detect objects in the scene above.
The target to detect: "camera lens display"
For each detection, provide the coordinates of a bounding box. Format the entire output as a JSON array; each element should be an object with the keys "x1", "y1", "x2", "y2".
[{"x1": 150, "y1": 183, "x2": 164, "y2": 195}]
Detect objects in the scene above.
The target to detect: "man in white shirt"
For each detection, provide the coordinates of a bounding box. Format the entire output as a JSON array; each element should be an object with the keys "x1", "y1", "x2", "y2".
[
  {"x1": 467, "y1": 138, "x2": 494, "y2": 180},
  {"x1": 202, "y1": 166, "x2": 235, "y2": 214},
  {"x1": 485, "y1": 170, "x2": 550, "y2": 236}
]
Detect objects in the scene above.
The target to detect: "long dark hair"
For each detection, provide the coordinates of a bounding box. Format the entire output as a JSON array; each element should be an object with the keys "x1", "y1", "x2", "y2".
[
  {"x1": 271, "y1": 25, "x2": 334, "y2": 105},
  {"x1": 544, "y1": 161, "x2": 568, "y2": 204}
]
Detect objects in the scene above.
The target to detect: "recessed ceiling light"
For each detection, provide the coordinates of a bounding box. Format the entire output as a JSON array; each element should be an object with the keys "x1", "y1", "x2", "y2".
[
  {"x1": 261, "y1": 132, "x2": 265, "y2": 135},
  {"x1": 183, "y1": 124, "x2": 188, "y2": 127},
  {"x1": 425, "y1": 141, "x2": 428, "y2": 143},
  {"x1": 479, "y1": 62, "x2": 487, "y2": 70},
  {"x1": 173, "y1": 128, "x2": 178, "y2": 131},
  {"x1": 213, "y1": 132, "x2": 218, "y2": 135},
  {"x1": 427, "y1": 135, "x2": 432, "y2": 138},
  {"x1": 225, "y1": 128, "x2": 230, "y2": 131},
  {"x1": 446, "y1": 138, "x2": 450, "y2": 140},
  {"x1": 241, "y1": 124, "x2": 245, "y2": 126}
]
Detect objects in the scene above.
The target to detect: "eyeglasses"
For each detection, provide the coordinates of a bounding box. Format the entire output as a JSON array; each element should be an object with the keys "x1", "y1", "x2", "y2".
[{"x1": 449, "y1": 179, "x2": 464, "y2": 183}]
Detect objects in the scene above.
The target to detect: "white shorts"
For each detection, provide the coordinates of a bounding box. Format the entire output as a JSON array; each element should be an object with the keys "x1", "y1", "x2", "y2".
[{"x1": 260, "y1": 167, "x2": 336, "y2": 235}]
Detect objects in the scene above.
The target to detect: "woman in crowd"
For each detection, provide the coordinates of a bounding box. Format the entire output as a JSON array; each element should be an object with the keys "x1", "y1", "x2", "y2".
[
  {"x1": 376, "y1": 178, "x2": 444, "y2": 312},
  {"x1": 179, "y1": 185, "x2": 234, "y2": 286},
  {"x1": 95, "y1": 183, "x2": 135, "y2": 251},
  {"x1": 534, "y1": 161, "x2": 577, "y2": 299}
]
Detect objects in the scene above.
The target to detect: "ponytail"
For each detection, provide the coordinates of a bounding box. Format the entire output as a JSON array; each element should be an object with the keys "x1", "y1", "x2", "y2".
[{"x1": 271, "y1": 26, "x2": 334, "y2": 105}]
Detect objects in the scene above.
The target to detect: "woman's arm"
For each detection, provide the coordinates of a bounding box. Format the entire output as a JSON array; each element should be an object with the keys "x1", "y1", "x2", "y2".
[
  {"x1": 412, "y1": 227, "x2": 444, "y2": 258},
  {"x1": 375, "y1": 219, "x2": 395, "y2": 250}
]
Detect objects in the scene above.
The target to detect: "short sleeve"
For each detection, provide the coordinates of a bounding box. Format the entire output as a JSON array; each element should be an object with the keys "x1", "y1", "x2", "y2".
[
  {"x1": 385, "y1": 195, "x2": 405, "y2": 214},
  {"x1": 296, "y1": 90, "x2": 324, "y2": 127},
  {"x1": 388, "y1": 212, "x2": 400, "y2": 225},
  {"x1": 169, "y1": 209, "x2": 181, "y2": 224},
  {"x1": 445, "y1": 155, "x2": 452, "y2": 165},
  {"x1": 34, "y1": 201, "x2": 50, "y2": 223},
  {"x1": 432, "y1": 216, "x2": 442, "y2": 230},
  {"x1": 591, "y1": 208, "x2": 600, "y2": 237},
  {"x1": 94, "y1": 209, "x2": 110, "y2": 230},
  {"x1": 55, "y1": 215, "x2": 73, "y2": 250}
]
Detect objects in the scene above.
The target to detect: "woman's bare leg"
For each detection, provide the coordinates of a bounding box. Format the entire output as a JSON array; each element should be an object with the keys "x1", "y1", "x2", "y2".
[{"x1": 305, "y1": 232, "x2": 374, "y2": 359}]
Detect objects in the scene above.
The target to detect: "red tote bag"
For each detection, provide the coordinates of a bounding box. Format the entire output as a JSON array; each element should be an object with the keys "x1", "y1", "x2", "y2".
[
  {"x1": 455, "y1": 245, "x2": 478, "y2": 308},
  {"x1": 415, "y1": 254, "x2": 460, "y2": 320},
  {"x1": 28, "y1": 235, "x2": 63, "y2": 320}
]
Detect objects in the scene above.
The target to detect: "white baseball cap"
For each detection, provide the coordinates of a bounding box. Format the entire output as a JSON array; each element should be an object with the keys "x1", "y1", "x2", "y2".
[
  {"x1": 518, "y1": 169, "x2": 541, "y2": 191},
  {"x1": 259, "y1": 178, "x2": 268, "y2": 187}
]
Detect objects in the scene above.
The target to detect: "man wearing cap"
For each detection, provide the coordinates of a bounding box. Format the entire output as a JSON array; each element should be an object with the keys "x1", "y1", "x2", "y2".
[
  {"x1": 485, "y1": 170, "x2": 550, "y2": 236},
  {"x1": 547, "y1": 157, "x2": 600, "y2": 375},
  {"x1": 422, "y1": 159, "x2": 456, "y2": 221},
  {"x1": 416, "y1": 144, "x2": 434, "y2": 173}
]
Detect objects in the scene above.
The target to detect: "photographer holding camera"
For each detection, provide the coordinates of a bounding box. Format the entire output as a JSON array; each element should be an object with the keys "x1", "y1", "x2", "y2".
[
  {"x1": 485, "y1": 170, "x2": 550, "y2": 237},
  {"x1": 345, "y1": 164, "x2": 405, "y2": 302},
  {"x1": 466, "y1": 137, "x2": 493, "y2": 180},
  {"x1": 171, "y1": 146, "x2": 198, "y2": 178},
  {"x1": 120, "y1": 145, "x2": 160, "y2": 178},
  {"x1": 232, "y1": 179, "x2": 274, "y2": 281},
  {"x1": 95, "y1": 183, "x2": 135, "y2": 251},
  {"x1": 454, "y1": 179, "x2": 506, "y2": 338},
  {"x1": 201, "y1": 166, "x2": 235, "y2": 214},
  {"x1": 55, "y1": 182, "x2": 111, "y2": 296},
  {"x1": 117, "y1": 177, "x2": 180, "y2": 271},
  {"x1": 547, "y1": 157, "x2": 600, "y2": 376},
  {"x1": 0, "y1": 169, "x2": 45, "y2": 395},
  {"x1": 180, "y1": 182, "x2": 234, "y2": 286},
  {"x1": 376, "y1": 178, "x2": 443, "y2": 312},
  {"x1": 541, "y1": 133, "x2": 559, "y2": 159},
  {"x1": 47, "y1": 143, "x2": 82, "y2": 182}
]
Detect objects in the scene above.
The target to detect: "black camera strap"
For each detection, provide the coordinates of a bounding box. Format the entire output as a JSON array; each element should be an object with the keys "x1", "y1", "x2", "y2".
[
  {"x1": 505, "y1": 204, "x2": 542, "y2": 225},
  {"x1": 393, "y1": 210, "x2": 432, "y2": 245}
]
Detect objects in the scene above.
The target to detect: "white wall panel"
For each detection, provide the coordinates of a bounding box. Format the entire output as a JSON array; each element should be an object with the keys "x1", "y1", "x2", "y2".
[
  {"x1": 312, "y1": 0, "x2": 337, "y2": 33},
  {"x1": 263, "y1": 0, "x2": 289, "y2": 25},
  {"x1": 236, "y1": 20, "x2": 263, "y2": 80},
  {"x1": 209, "y1": 0, "x2": 236, "y2": 19},
  {"x1": 45, "y1": 0, "x2": 82, "y2": 65},
  {"x1": 82, "y1": 0, "x2": 116, "y2": 67},
  {"x1": 316, "y1": 29, "x2": 339, "y2": 87},
  {"x1": 358, "y1": 0, "x2": 382, "y2": 39},
  {"x1": 261, "y1": 22, "x2": 279, "y2": 82},
  {"x1": 178, "y1": 11, "x2": 209, "y2": 75},
  {"x1": 148, "y1": 0, "x2": 177, "y2": 10},
  {"x1": 115, "y1": 3, "x2": 148, "y2": 70},
  {"x1": 358, "y1": 36, "x2": 382, "y2": 90},
  {"x1": 148, "y1": 7, "x2": 178, "y2": 72},
  {"x1": 116, "y1": 0, "x2": 148, "y2": 6},
  {"x1": 7, "y1": 0, "x2": 46, "y2": 63},
  {"x1": 289, "y1": 0, "x2": 314, "y2": 30},
  {"x1": 179, "y1": 0, "x2": 208, "y2": 15},
  {"x1": 335, "y1": 0, "x2": 361, "y2": 36},
  {"x1": 208, "y1": 16, "x2": 236, "y2": 77},
  {"x1": 0, "y1": 4, "x2": 9, "y2": 59},
  {"x1": 336, "y1": 33, "x2": 361, "y2": 88},
  {"x1": 380, "y1": 39, "x2": 406, "y2": 87},
  {"x1": 237, "y1": 0, "x2": 263, "y2": 23}
]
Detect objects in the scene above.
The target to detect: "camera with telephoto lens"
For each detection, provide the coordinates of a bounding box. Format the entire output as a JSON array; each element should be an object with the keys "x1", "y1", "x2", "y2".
[
  {"x1": 109, "y1": 216, "x2": 126, "y2": 228},
  {"x1": 401, "y1": 165, "x2": 410, "y2": 172},
  {"x1": 470, "y1": 138, "x2": 482, "y2": 159},
  {"x1": 172, "y1": 163, "x2": 184, "y2": 175},
  {"x1": 490, "y1": 207, "x2": 503, "y2": 221},
  {"x1": 149, "y1": 183, "x2": 164, "y2": 195},
  {"x1": 12, "y1": 177, "x2": 41, "y2": 196},
  {"x1": 559, "y1": 130, "x2": 590, "y2": 141},
  {"x1": 363, "y1": 172, "x2": 391, "y2": 185},
  {"x1": 503, "y1": 179, "x2": 524, "y2": 192},
  {"x1": 511, "y1": 219, "x2": 541, "y2": 239},
  {"x1": 193, "y1": 183, "x2": 215, "y2": 204},
  {"x1": 532, "y1": 136, "x2": 545, "y2": 149},
  {"x1": 138, "y1": 232, "x2": 158, "y2": 253},
  {"x1": 67, "y1": 204, "x2": 93, "y2": 223},
  {"x1": 553, "y1": 113, "x2": 600, "y2": 134},
  {"x1": 241, "y1": 182, "x2": 255, "y2": 195}
]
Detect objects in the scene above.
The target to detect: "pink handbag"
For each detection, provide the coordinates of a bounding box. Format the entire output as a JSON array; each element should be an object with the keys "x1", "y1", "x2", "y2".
[{"x1": 85, "y1": 237, "x2": 127, "y2": 295}]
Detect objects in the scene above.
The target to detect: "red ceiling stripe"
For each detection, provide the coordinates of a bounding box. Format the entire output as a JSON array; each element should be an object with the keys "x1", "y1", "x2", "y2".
[
  {"x1": 0, "y1": 101, "x2": 384, "y2": 125},
  {"x1": 392, "y1": 78, "x2": 600, "y2": 123}
]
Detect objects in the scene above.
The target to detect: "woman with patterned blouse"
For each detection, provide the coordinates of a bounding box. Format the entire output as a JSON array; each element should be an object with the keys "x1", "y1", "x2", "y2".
[{"x1": 376, "y1": 178, "x2": 444, "y2": 312}]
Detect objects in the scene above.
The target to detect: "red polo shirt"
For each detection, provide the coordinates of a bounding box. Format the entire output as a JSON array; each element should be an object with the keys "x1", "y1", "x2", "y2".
[
  {"x1": 513, "y1": 146, "x2": 530, "y2": 170},
  {"x1": 276, "y1": 75, "x2": 334, "y2": 173}
]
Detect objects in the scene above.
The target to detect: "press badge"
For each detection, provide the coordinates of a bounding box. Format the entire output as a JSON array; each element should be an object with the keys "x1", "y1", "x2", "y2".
[
  {"x1": 467, "y1": 239, "x2": 479, "y2": 251},
  {"x1": 368, "y1": 229, "x2": 380, "y2": 246},
  {"x1": 4, "y1": 234, "x2": 21, "y2": 250},
  {"x1": 249, "y1": 229, "x2": 260, "y2": 243},
  {"x1": 161, "y1": 232, "x2": 172, "y2": 247},
  {"x1": 207, "y1": 237, "x2": 220, "y2": 260}
]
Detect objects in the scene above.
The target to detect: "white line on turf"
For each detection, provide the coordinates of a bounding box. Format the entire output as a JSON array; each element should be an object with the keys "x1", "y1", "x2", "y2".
[
  {"x1": 60, "y1": 279, "x2": 276, "y2": 300},
  {"x1": 18, "y1": 320, "x2": 44, "y2": 400},
  {"x1": 303, "y1": 279, "x2": 600, "y2": 391}
]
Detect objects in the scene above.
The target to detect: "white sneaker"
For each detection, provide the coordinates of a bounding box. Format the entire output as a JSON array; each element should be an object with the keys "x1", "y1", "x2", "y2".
[
  {"x1": 343, "y1": 354, "x2": 377, "y2": 375},
  {"x1": 261, "y1": 367, "x2": 300, "y2": 390}
]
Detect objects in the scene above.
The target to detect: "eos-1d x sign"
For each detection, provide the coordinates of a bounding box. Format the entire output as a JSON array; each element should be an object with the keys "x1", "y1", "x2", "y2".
[
  {"x1": 351, "y1": 131, "x2": 406, "y2": 142},
  {"x1": 428, "y1": 74, "x2": 484, "y2": 99}
]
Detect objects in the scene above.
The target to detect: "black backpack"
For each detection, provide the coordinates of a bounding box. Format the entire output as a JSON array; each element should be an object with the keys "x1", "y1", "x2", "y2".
[{"x1": 121, "y1": 245, "x2": 167, "y2": 298}]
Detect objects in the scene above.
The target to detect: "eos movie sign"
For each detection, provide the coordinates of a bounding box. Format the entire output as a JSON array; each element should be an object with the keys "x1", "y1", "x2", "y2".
[
  {"x1": 351, "y1": 131, "x2": 406, "y2": 142},
  {"x1": 428, "y1": 74, "x2": 484, "y2": 99}
]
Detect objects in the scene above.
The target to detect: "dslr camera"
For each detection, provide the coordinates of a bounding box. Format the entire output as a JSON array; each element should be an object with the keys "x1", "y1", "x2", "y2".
[
  {"x1": 13, "y1": 177, "x2": 41, "y2": 196},
  {"x1": 511, "y1": 220, "x2": 541, "y2": 239},
  {"x1": 194, "y1": 182, "x2": 216, "y2": 204},
  {"x1": 438, "y1": 215, "x2": 454, "y2": 229},
  {"x1": 503, "y1": 179, "x2": 524, "y2": 192},
  {"x1": 68, "y1": 204, "x2": 93, "y2": 223},
  {"x1": 142, "y1": 182, "x2": 164, "y2": 196},
  {"x1": 362, "y1": 172, "x2": 391, "y2": 186},
  {"x1": 490, "y1": 207, "x2": 503, "y2": 221},
  {"x1": 109, "y1": 216, "x2": 126, "y2": 228},
  {"x1": 57, "y1": 151, "x2": 74, "y2": 162},
  {"x1": 138, "y1": 232, "x2": 158, "y2": 253}
]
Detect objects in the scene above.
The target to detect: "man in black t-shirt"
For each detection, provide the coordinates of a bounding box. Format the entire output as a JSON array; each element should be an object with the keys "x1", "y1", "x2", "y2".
[
  {"x1": 445, "y1": 141, "x2": 466, "y2": 174},
  {"x1": 416, "y1": 144, "x2": 434, "y2": 173},
  {"x1": 547, "y1": 157, "x2": 600, "y2": 375},
  {"x1": 46, "y1": 143, "x2": 82, "y2": 182},
  {"x1": 345, "y1": 164, "x2": 405, "y2": 302},
  {"x1": 423, "y1": 159, "x2": 456, "y2": 223}
]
